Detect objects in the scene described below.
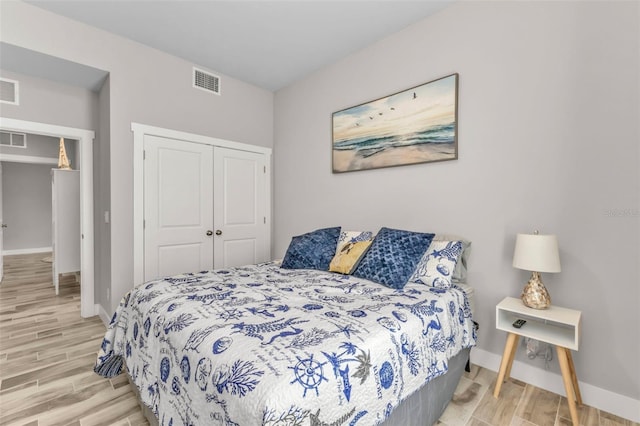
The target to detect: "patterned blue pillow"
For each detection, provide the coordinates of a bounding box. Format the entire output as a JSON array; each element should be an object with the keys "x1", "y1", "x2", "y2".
[
  {"x1": 281, "y1": 227, "x2": 342, "y2": 270},
  {"x1": 353, "y1": 227, "x2": 434, "y2": 289}
]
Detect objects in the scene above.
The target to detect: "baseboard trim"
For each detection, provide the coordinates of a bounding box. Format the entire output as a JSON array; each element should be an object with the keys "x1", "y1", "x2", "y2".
[
  {"x1": 471, "y1": 347, "x2": 640, "y2": 423},
  {"x1": 2, "y1": 247, "x2": 52, "y2": 255},
  {"x1": 98, "y1": 304, "x2": 111, "y2": 327}
]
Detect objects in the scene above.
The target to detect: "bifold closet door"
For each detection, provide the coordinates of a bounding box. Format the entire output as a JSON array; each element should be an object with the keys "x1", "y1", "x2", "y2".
[
  {"x1": 144, "y1": 135, "x2": 214, "y2": 281},
  {"x1": 213, "y1": 146, "x2": 269, "y2": 268}
]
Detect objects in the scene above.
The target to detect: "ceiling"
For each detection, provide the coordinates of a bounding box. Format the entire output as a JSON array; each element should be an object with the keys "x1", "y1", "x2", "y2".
[
  {"x1": 0, "y1": 42, "x2": 109, "y2": 92},
  {"x1": 24, "y1": 1, "x2": 455, "y2": 92}
]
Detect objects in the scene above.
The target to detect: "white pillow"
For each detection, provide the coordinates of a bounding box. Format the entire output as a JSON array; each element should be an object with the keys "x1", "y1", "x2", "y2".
[
  {"x1": 433, "y1": 234, "x2": 471, "y2": 283},
  {"x1": 410, "y1": 240, "x2": 464, "y2": 289}
]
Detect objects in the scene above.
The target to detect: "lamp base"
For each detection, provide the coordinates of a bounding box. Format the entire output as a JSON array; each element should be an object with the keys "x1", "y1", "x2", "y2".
[{"x1": 521, "y1": 271, "x2": 551, "y2": 309}]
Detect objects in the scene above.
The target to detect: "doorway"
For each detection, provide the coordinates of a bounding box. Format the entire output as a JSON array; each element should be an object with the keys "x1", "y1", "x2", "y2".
[
  {"x1": 1, "y1": 159, "x2": 57, "y2": 277},
  {"x1": 0, "y1": 117, "x2": 95, "y2": 317}
]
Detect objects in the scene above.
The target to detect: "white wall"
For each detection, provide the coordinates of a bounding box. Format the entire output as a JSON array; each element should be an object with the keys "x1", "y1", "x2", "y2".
[
  {"x1": 274, "y1": 0, "x2": 639, "y2": 410},
  {"x1": 0, "y1": 69, "x2": 98, "y2": 130},
  {"x1": 1, "y1": 2, "x2": 274, "y2": 314},
  {"x1": 95, "y1": 75, "x2": 111, "y2": 316},
  {"x1": 1, "y1": 162, "x2": 52, "y2": 251}
]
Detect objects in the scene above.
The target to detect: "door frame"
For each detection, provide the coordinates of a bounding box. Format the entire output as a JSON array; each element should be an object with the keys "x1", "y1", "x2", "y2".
[
  {"x1": 0, "y1": 117, "x2": 96, "y2": 318},
  {"x1": 131, "y1": 122, "x2": 272, "y2": 287}
]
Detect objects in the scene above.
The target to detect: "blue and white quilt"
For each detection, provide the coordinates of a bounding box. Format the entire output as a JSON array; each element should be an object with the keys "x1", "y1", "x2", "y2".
[{"x1": 95, "y1": 262, "x2": 477, "y2": 426}]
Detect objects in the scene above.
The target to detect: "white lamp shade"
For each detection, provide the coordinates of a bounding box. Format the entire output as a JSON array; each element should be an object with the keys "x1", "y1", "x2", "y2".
[{"x1": 512, "y1": 233, "x2": 561, "y2": 273}]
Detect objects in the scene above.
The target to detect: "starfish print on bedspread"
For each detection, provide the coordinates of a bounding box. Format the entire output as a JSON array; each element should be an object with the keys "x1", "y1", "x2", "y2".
[
  {"x1": 428, "y1": 241, "x2": 463, "y2": 262},
  {"x1": 332, "y1": 323, "x2": 359, "y2": 339},
  {"x1": 219, "y1": 308, "x2": 244, "y2": 322}
]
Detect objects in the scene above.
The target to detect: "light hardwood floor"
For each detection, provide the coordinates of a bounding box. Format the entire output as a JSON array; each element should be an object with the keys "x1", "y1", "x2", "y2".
[{"x1": 0, "y1": 253, "x2": 637, "y2": 426}]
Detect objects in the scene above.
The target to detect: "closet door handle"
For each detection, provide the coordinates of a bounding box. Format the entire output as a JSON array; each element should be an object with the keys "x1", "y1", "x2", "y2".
[
  {"x1": 206, "y1": 230, "x2": 213, "y2": 236},
  {"x1": 215, "y1": 230, "x2": 222, "y2": 236}
]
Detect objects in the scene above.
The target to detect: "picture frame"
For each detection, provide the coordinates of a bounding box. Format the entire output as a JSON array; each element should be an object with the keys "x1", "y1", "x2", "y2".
[{"x1": 332, "y1": 73, "x2": 458, "y2": 173}]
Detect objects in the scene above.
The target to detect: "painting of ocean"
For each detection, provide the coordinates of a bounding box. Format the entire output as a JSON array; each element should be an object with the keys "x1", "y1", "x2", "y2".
[{"x1": 332, "y1": 74, "x2": 458, "y2": 173}]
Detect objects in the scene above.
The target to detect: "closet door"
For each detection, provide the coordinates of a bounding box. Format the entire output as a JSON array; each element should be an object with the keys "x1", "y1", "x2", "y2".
[
  {"x1": 213, "y1": 147, "x2": 268, "y2": 268},
  {"x1": 144, "y1": 135, "x2": 214, "y2": 281}
]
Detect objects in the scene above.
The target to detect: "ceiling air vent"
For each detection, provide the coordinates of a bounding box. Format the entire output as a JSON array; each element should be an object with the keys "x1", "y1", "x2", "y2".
[
  {"x1": 193, "y1": 67, "x2": 220, "y2": 95},
  {"x1": 0, "y1": 78, "x2": 19, "y2": 105}
]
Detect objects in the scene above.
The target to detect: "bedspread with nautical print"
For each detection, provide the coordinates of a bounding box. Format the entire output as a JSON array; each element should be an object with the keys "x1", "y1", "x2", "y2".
[{"x1": 95, "y1": 263, "x2": 476, "y2": 426}]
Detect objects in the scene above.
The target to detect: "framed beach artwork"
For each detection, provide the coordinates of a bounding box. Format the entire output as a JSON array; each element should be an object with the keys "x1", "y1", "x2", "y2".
[{"x1": 332, "y1": 73, "x2": 458, "y2": 173}]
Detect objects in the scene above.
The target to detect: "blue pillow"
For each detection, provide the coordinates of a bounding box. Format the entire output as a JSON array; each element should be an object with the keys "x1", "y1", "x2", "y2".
[
  {"x1": 281, "y1": 227, "x2": 342, "y2": 270},
  {"x1": 353, "y1": 227, "x2": 434, "y2": 289}
]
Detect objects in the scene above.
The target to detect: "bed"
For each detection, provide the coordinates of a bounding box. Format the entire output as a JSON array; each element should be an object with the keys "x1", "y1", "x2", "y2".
[{"x1": 95, "y1": 228, "x2": 477, "y2": 426}]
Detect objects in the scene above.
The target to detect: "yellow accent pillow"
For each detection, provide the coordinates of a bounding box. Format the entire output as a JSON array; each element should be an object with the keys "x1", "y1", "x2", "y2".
[{"x1": 329, "y1": 240, "x2": 372, "y2": 274}]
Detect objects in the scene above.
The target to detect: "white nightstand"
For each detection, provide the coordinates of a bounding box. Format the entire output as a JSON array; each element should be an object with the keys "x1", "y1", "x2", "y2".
[{"x1": 493, "y1": 297, "x2": 582, "y2": 425}]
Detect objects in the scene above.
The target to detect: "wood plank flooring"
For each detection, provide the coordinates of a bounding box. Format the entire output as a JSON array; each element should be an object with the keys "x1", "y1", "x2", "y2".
[
  {"x1": 0, "y1": 253, "x2": 147, "y2": 426},
  {"x1": 0, "y1": 253, "x2": 637, "y2": 426}
]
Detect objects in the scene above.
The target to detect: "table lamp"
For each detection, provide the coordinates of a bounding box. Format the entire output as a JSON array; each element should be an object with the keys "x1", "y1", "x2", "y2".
[{"x1": 512, "y1": 231, "x2": 561, "y2": 309}]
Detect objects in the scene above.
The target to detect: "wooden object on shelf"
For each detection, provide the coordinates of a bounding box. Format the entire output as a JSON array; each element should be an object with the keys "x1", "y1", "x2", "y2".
[{"x1": 58, "y1": 137, "x2": 72, "y2": 170}]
